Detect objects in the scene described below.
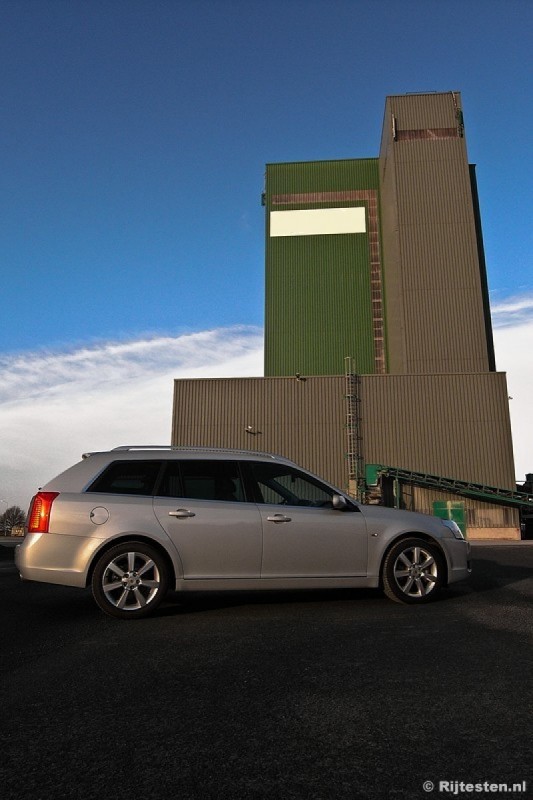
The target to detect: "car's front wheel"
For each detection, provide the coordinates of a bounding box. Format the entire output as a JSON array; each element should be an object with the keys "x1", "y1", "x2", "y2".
[
  {"x1": 91, "y1": 541, "x2": 169, "y2": 619},
  {"x1": 382, "y1": 538, "x2": 445, "y2": 604}
]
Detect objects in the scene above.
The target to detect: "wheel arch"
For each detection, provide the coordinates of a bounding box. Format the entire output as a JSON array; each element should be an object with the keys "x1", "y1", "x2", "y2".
[
  {"x1": 85, "y1": 534, "x2": 177, "y2": 589},
  {"x1": 379, "y1": 532, "x2": 449, "y2": 589}
]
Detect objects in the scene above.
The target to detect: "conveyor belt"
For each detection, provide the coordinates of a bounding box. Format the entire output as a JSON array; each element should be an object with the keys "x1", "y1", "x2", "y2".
[{"x1": 370, "y1": 466, "x2": 533, "y2": 511}]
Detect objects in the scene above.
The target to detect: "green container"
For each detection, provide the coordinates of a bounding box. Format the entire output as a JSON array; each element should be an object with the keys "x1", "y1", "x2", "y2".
[
  {"x1": 433, "y1": 501, "x2": 467, "y2": 538},
  {"x1": 365, "y1": 464, "x2": 383, "y2": 487}
]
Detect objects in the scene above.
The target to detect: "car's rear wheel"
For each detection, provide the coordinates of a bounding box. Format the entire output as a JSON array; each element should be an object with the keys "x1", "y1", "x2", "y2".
[
  {"x1": 382, "y1": 538, "x2": 444, "y2": 604},
  {"x1": 92, "y1": 541, "x2": 168, "y2": 619}
]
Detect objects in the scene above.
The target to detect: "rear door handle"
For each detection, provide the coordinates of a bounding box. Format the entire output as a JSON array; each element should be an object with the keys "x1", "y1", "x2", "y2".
[
  {"x1": 266, "y1": 514, "x2": 292, "y2": 523},
  {"x1": 168, "y1": 509, "x2": 196, "y2": 519}
]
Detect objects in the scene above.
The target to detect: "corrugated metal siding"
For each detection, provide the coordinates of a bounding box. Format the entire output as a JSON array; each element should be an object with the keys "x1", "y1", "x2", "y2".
[
  {"x1": 172, "y1": 371, "x2": 516, "y2": 516},
  {"x1": 395, "y1": 142, "x2": 474, "y2": 225},
  {"x1": 173, "y1": 376, "x2": 348, "y2": 491},
  {"x1": 378, "y1": 120, "x2": 403, "y2": 373},
  {"x1": 387, "y1": 91, "x2": 462, "y2": 131},
  {"x1": 265, "y1": 232, "x2": 375, "y2": 376},
  {"x1": 362, "y1": 373, "x2": 515, "y2": 489},
  {"x1": 266, "y1": 159, "x2": 380, "y2": 195},
  {"x1": 264, "y1": 160, "x2": 382, "y2": 377},
  {"x1": 408, "y1": 488, "x2": 519, "y2": 530},
  {"x1": 379, "y1": 93, "x2": 491, "y2": 374}
]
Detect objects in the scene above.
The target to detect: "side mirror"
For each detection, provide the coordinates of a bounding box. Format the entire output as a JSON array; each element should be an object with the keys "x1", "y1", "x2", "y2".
[{"x1": 332, "y1": 494, "x2": 349, "y2": 511}]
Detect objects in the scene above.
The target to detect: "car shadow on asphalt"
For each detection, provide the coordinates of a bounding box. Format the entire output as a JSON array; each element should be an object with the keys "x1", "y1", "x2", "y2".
[
  {"x1": 157, "y1": 586, "x2": 385, "y2": 617},
  {"x1": 467, "y1": 555, "x2": 533, "y2": 593},
  {"x1": 4, "y1": 546, "x2": 532, "y2": 620},
  {"x1": 156, "y1": 553, "x2": 533, "y2": 617}
]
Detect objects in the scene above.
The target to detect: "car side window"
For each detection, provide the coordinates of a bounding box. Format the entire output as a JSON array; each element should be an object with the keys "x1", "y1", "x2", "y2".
[
  {"x1": 158, "y1": 460, "x2": 245, "y2": 502},
  {"x1": 86, "y1": 461, "x2": 162, "y2": 496},
  {"x1": 156, "y1": 461, "x2": 182, "y2": 498},
  {"x1": 250, "y1": 462, "x2": 335, "y2": 508}
]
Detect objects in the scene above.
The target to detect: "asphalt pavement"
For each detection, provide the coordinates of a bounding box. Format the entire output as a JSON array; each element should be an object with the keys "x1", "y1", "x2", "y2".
[{"x1": 0, "y1": 541, "x2": 532, "y2": 800}]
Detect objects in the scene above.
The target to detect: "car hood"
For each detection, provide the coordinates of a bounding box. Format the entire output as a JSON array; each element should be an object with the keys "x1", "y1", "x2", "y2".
[{"x1": 356, "y1": 502, "x2": 443, "y2": 534}]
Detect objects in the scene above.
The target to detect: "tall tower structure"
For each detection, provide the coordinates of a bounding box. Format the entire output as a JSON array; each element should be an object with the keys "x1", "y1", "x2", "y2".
[
  {"x1": 264, "y1": 91, "x2": 496, "y2": 379},
  {"x1": 379, "y1": 92, "x2": 495, "y2": 374},
  {"x1": 173, "y1": 92, "x2": 521, "y2": 538}
]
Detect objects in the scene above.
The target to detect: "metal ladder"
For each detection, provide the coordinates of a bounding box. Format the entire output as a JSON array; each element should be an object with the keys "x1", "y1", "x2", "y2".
[{"x1": 344, "y1": 358, "x2": 365, "y2": 501}]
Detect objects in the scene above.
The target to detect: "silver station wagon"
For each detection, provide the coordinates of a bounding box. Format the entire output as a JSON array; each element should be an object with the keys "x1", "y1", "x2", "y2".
[{"x1": 16, "y1": 446, "x2": 471, "y2": 618}]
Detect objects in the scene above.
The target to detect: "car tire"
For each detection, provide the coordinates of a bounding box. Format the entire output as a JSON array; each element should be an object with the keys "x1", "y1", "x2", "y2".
[
  {"x1": 91, "y1": 541, "x2": 169, "y2": 619},
  {"x1": 382, "y1": 537, "x2": 445, "y2": 604}
]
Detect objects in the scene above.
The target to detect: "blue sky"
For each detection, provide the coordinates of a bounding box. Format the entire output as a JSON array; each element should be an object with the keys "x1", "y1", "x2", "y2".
[{"x1": 0, "y1": 0, "x2": 532, "y2": 505}]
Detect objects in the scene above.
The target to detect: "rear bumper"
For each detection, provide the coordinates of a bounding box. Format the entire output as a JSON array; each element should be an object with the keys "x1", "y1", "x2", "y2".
[{"x1": 15, "y1": 532, "x2": 102, "y2": 588}]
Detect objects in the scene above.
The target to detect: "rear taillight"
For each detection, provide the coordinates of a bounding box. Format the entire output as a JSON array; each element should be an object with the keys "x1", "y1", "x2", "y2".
[{"x1": 27, "y1": 492, "x2": 59, "y2": 533}]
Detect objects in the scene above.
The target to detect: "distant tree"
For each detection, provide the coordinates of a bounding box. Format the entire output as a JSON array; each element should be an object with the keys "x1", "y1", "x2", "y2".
[{"x1": 0, "y1": 506, "x2": 26, "y2": 535}]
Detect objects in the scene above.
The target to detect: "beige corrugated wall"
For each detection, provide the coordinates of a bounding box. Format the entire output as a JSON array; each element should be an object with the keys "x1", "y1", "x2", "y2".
[
  {"x1": 172, "y1": 370, "x2": 516, "y2": 504},
  {"x1": 379, "y1": 92, "x2": 493, "y2": 374},
  {"x1": 361, "y1": 373, "x2": 515, "y2": 489},
  {"x1": 173, "y1": 376, "x2": 348, "y2": 490}
]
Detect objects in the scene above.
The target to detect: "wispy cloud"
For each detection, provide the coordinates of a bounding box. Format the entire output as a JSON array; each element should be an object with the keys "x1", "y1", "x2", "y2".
[
  {"x1": 490, "y1": 292, "x2": 533, "y2": 483},
  {"x1": 1, "y1": 307, "x2": 532, "y2": 510},
  {"x1": 0, "y1": 326, "x2": 264, "y2": 506},
  {"x1": 0, "y1": 327, "x2": 263, "y2": 405},
  {"x1": 491, "y1": 293, "x2": 533, "y2": 328}
]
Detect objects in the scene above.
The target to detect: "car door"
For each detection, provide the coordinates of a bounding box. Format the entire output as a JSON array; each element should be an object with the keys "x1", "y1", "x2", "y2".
[
  {"x1": 247, "y1": 462, "x2": 368, "y2": 578},
  {"x1": 153, "y1": 459, "x2": 262, "y2": 579}
]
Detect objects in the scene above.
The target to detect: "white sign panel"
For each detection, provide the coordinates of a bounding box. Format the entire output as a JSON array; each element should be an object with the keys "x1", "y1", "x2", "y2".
[{"x1": 270, "y1": 207, "x2": 366, "y2": 237}]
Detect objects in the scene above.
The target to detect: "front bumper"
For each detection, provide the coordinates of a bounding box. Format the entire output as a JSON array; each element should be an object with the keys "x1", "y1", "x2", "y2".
[{"x1": 446, "y1": 538, "x2": 471, "y2": 585}]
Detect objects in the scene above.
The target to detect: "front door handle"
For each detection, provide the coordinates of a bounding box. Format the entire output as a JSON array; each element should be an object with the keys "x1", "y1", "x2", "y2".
[
  {"x1": 266, "y1": 514, "x2": 292, "y2": 523},
  {"x1": 168, "y1": 509, "x2": 196, "y2": 519}
]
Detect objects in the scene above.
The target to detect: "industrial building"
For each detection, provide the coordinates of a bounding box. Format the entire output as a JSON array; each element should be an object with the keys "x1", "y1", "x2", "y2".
[{"x1": 172, "y1": 92, "x2": 532, "y2": 539}]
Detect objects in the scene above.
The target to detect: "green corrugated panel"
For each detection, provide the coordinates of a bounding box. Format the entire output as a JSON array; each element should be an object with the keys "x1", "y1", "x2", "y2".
[
  {"x1": 265, "y1": 159, "x2": 381, "y2": 377},
  {"x1": 265, "y1": 232, "x2": 375, "y2": 375},
  {"x1": 265, "y1": 159, "x2": 380, "y2": 195}
]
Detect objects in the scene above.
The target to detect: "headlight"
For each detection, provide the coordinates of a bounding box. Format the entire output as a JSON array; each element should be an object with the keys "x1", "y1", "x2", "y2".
[{"x1": 440, "y1": 519, "x2": 465, "y2": 540}]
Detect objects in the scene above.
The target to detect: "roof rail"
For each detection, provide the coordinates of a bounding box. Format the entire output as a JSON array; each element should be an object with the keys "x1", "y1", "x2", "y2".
[
  {"x1": 110, "y1": 445, "x2": 282, "y2": 459},
  {"x1": 112, "y1": 445, "x2": 180, "y2": 451}
]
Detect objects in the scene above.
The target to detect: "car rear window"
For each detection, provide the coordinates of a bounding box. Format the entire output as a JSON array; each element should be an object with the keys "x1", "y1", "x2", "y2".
[{"x1": 86, "y1": 461, "x2": 163, "y2": 496}]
